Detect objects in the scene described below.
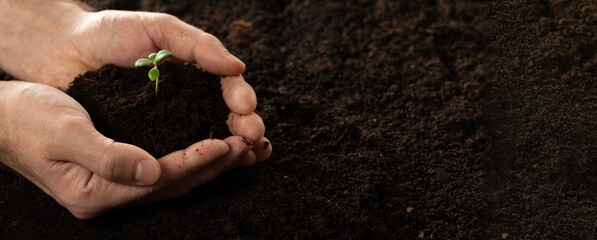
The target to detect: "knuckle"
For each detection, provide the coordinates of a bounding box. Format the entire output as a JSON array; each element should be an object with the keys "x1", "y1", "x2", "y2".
[
  {"x1": 47, "y1": 115, "x2": 89, "y2": 152},
  {"x1": 55, "y1": 115, "x2": 87, "y2": 132},
  {"x1": 152, "y1": 12, "x2": 180, "y2": 24},
  {"x1": 98, "y1": 141, "x2": 118, "y2": 180},
  {"x1": 15, "y1": 84, "x2": 57, "y2": 106},
  {"x1": 202, "y1": 32, "x2": 221, "y2": 44}
]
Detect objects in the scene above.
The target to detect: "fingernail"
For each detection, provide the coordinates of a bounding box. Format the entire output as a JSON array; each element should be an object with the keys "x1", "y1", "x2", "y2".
[{"x1": 135, "y1": 159, "x2": 159, "y2": 185}]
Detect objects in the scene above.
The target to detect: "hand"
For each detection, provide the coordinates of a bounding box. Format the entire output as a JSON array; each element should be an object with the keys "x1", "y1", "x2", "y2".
[
  {"x1": 0, "y1": 1, "x2": 266, "y2": 141},
  {"x1": 0, "y1": 2, "x2": 271, "y2": 170},
  {"x1": 0, "y1": 1, "x2": 272, "y2": 218},
  {"x1": 0, "y1": 81, "x2": 270, "y2": 219}
]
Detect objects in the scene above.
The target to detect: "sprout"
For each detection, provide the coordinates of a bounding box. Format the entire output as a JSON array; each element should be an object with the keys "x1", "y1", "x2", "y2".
[{"x1": 135, "y1": 50, "x2": 172, "y2": 96}]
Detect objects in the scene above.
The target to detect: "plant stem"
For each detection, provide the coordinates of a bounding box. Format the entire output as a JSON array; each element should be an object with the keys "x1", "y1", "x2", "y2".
[
  {"x1": 153, "y1": 62, "x2": 158, "y2": 96},
  {"x1": 155, "y1": 78, "x2": 159, "y2": 96}
]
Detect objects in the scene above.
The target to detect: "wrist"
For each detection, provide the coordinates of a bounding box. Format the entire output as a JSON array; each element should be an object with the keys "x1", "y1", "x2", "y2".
[{"x1": 0, "y1": 81, "x2": 15, "y2": 167}]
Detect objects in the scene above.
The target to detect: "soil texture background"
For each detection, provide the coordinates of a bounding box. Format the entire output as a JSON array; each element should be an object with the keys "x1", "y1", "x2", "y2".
[
  {"x1": 486, "y1": 1, "x2": 597, "y2": 238},
  {"x1": 0, "y1": 0, "x2": 596, "y2": 239}
]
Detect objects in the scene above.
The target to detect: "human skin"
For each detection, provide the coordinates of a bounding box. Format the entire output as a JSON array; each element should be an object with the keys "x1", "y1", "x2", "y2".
[{"x1": 0, "y1": 0, "x2": 272, "y2": 219}]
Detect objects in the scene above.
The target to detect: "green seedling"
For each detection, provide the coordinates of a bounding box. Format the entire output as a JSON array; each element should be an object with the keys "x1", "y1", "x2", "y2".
[{"x1": 135, "y1": 50, "x2": 172, "y2": 96}]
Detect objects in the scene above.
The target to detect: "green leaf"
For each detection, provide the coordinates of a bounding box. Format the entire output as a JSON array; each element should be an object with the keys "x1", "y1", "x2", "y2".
[
  {"x1": 135, "y1": 58, "x2": 153, "y2": 67},
  {"x1": 155, "y1": 50, "x2": 172, "y2": 62},
  {"x1": 148, "y1": 53, "x2": 157, "y2": 61},
  {"x1": 148, "y1": 66, "x2": 159, "y2": 81}
]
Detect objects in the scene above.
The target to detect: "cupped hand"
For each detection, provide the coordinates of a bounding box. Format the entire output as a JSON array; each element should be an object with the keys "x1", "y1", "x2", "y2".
[
  {"x1": 0, "y1": 2, "x2": 272, "y2": 218},
  {"x1": 0, "y1": 81, "x2": 269, "y2": 219}
]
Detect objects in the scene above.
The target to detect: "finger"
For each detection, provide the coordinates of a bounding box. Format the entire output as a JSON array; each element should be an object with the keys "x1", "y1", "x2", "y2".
[
  {"x1": 252, "y1": 136, "x2": 273, "y2": 163},
  {"x1": 183, "y1": 136, "x2": 254, "y2": 186},
  {"x1": 234, "y1": 150, "x2": 257, "y2": 168},
  {"x1": 52, "y1": 116, "x2": 160, "y2": 186},
  {"x1": 221, "y1": 75, "x2": 257, "y2": 114},
  {"x1": 148, "y1": 136, "x2": 254, "y2": 199},
  {"x1": 235, "y1": 136, "x2": 271, "y2": 168},
  {"x1": 227, "y1": 112, "x2": 265, "y2": 142},
  {"x1": 143, "y1": 13, "x2": 245, "y2": 75},
  {"x1": 153, "y1": 139, "x2": 229, "y2": 185}
]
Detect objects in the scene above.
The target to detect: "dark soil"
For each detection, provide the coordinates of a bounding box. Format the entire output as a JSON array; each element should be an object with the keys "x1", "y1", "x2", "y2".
[
  {"x1": 66, "y1": 62, "x2": 230, "y2": 158},
  {"x1": 0, "y1": 0, "x2": 595, "y2": 239},
  {"x1": 485, "y1": 1, "x2": 597, "y2": 238}
]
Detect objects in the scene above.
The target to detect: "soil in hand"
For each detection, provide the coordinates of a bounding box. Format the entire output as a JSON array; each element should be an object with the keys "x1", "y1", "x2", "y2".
[{"x1": 66, "y1": 62, "x2": 230, "y2": 158}]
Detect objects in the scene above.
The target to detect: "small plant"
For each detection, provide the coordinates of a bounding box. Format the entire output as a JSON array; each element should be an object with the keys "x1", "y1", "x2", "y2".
[{"x1": 135, "y1": 50, "x2": 172, "y2": 96}]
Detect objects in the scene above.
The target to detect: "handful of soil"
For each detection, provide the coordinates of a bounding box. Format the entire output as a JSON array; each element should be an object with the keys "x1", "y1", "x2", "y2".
[{"x1": 66, "y1": 62, "x2": 230, "y2": 157}]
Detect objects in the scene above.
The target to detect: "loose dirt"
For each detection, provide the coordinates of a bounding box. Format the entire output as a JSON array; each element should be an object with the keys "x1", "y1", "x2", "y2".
[{"x1": 1, "y1": 0, "x2": 595, "y2": 239}]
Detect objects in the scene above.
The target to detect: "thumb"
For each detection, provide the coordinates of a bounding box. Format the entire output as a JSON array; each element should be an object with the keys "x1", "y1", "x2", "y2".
[{"x1": 53, "y1": 118, "x2": 160, "y2": 186}]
